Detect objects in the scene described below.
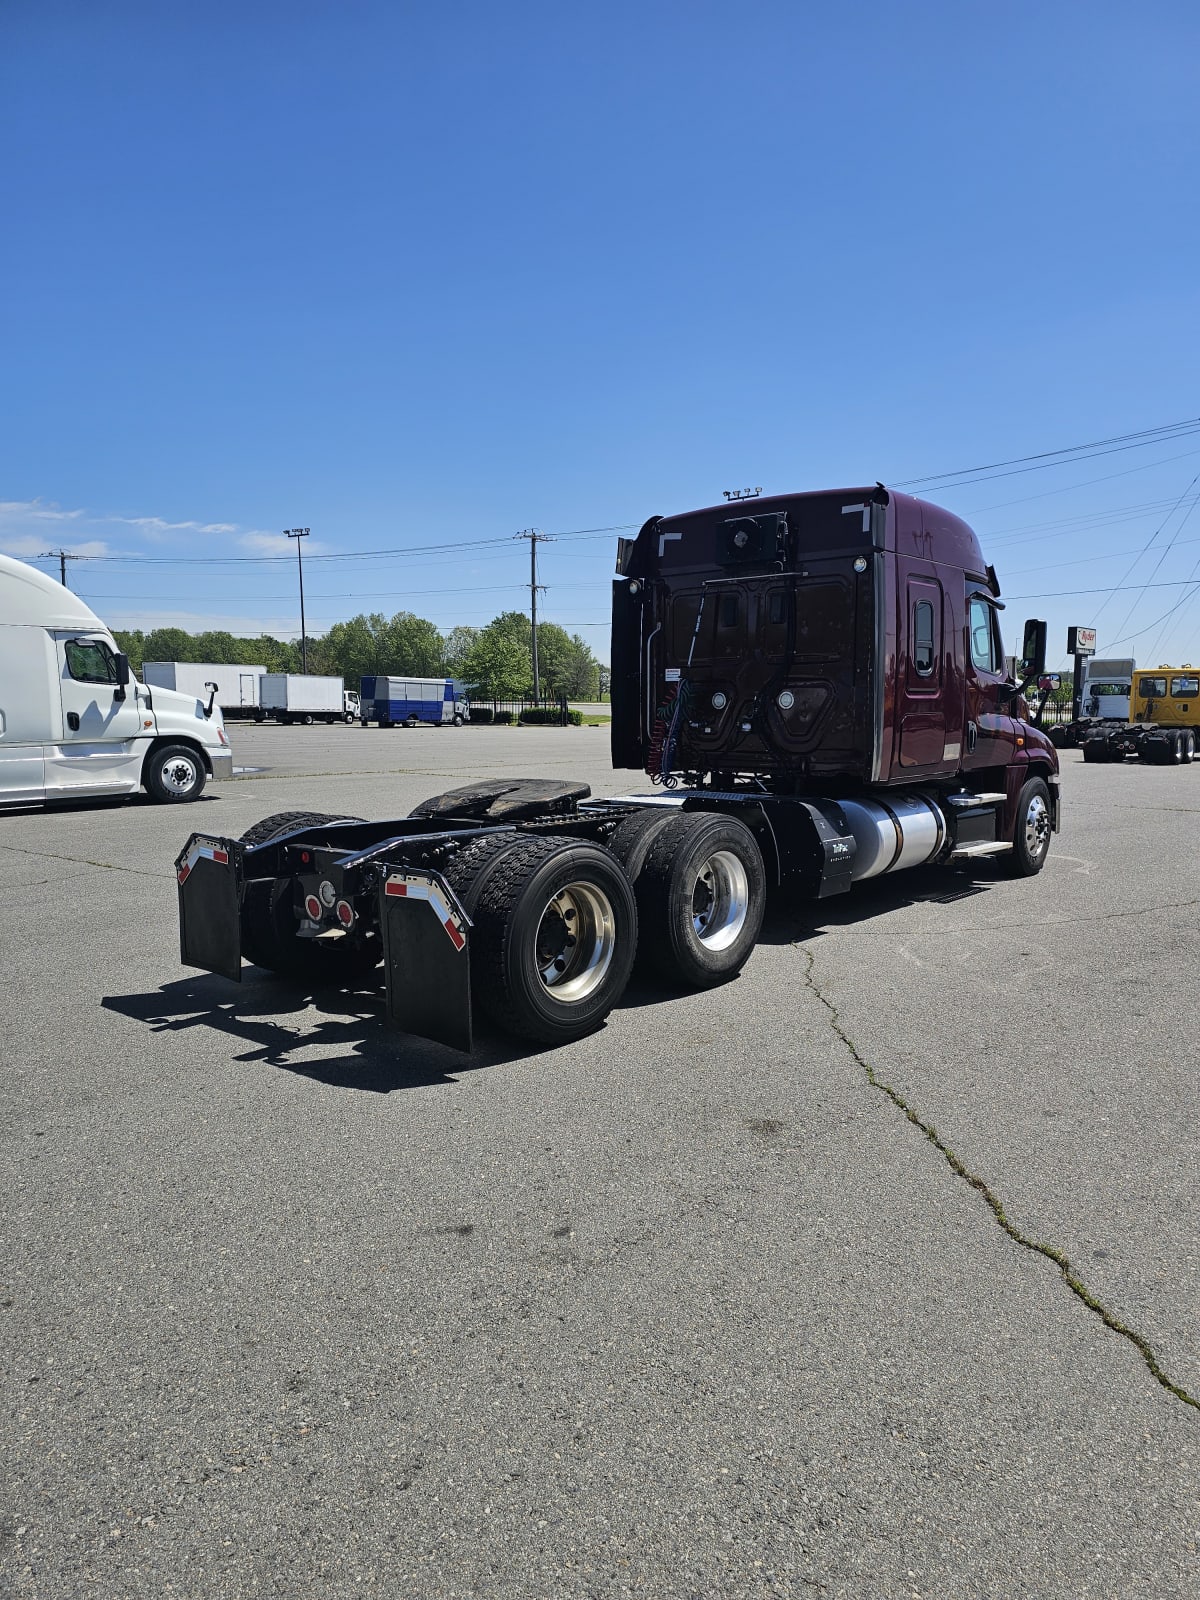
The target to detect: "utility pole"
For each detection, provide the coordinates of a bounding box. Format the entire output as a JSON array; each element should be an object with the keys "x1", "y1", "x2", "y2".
[
  {"x1": 284, "y1": 528, "x2": 310, "y2": 672},
  {"x1": 515, "y1": 529, "x2": 554, "y2": 701},
  {"x1": 40, "y1": 550, "x2": 80, "y2": 588}
]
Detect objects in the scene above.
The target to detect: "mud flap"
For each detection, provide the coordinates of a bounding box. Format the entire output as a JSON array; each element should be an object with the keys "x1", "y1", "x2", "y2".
[
  {"x1": 176, "y1": 834, "x2": 242, "y2": 981},
  {"x1": 379, "y1": 868, "x2": 473, "y2": 1053}
]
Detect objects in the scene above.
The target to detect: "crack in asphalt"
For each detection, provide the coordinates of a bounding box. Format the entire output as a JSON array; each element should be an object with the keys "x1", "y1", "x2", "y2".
[
  {"x1": 799, "y1": 945, "x2": 1200, "y2": 1416},
  {"x1": 0, "y1": 843, "x2": 171, "y2": 880}
]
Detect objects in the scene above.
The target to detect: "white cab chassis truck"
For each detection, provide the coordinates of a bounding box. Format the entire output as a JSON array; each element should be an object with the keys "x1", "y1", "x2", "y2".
[
  {"x1": 0, "y1": 554, "x2": 233, "y2": 807},
  {"x1": 259, "y1": 673, "x2": 355, "y2": 725}
]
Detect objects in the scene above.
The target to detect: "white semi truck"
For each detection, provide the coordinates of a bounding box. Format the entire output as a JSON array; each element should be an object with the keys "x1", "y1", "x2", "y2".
[{"x1": 0, "y1": 554, "x2": 233, "y2": 807}]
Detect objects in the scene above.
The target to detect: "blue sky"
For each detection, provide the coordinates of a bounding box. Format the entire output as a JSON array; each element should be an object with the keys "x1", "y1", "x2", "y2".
[{"x1": 2, "y1": 0, "x2": 1198, "y2": 668}]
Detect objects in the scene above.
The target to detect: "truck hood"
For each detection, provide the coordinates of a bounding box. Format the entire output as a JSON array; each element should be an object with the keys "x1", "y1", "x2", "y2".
[{"x1": 141, "y1": 681, "x2": 229, "y2": 748}]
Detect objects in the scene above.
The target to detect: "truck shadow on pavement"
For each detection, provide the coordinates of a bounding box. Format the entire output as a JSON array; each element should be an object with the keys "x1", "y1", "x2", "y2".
[
  {"x1": 767, "y1": 859, "x2": 998, "y2": 939},
  {"x1": 103, "y1": 864, "x2": 1004, "y2": 1093},
  {"x1": 101, "y1": 971, "x2": 531, "y2": 1092}
]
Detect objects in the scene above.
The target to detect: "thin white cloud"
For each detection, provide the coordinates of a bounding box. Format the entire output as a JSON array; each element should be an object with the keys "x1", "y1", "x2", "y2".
[
  {"x1": 116, "y1": 516, "x2": 240, "y2": 537},
  {"x1": 104, "y1": 607, "x2": 302, "y2": 637},
  {"x1": 238, "y1": 531, "x2": 332, "y2": 556},
  {"x1": 2, "y1": 536, "x2": 111, "y2": 558},
  {"x1": 0, "y1": 499, "x2": 85, "y2": 524}
]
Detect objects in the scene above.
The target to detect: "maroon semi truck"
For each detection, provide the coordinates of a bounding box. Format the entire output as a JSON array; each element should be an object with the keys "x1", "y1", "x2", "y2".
[{"x1": 176, "y1": 485, "x2": 1058, "y2": 1051}]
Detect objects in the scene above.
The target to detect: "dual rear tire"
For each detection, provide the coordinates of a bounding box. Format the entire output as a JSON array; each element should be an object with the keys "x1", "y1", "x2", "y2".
[
  {"x1": 444, "y1": 834, "x2": 637, "y2": 1046},
  {"x1": 608, "y1": 809, "x2": 766, "y2": 988}
]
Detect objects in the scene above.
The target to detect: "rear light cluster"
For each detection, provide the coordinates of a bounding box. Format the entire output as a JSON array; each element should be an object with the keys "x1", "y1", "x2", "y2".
[{"x1": 304, "y1": 882, "x2": 356, "y2": 930}]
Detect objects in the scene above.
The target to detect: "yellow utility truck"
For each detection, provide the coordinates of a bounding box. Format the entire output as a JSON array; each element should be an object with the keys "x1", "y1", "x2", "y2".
[{"x1": 1081, "y1": 665, "x2": 1200, "y2": 763}]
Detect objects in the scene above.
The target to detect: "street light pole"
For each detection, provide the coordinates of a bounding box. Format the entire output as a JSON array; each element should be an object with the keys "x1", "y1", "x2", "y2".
[{"x1": 284, "y1": 528, "x2": 310, "y2": 672}]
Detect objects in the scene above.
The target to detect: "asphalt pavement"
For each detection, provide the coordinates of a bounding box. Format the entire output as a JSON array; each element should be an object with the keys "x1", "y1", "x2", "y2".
[{"x1": 2, "y1": 724, "x2": 1198, "y2": 1598}]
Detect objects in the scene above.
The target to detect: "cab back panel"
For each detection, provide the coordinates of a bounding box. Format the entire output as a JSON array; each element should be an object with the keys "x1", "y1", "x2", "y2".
[{"x1": 612, "y1": 490, "x2": 886, "y2": 782}]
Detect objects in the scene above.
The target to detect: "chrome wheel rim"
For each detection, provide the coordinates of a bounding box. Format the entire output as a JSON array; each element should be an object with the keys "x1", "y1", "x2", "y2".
[
  {"x1": 534, "y1": 881, "x2": 616, "y2": 1002},
  {"x1": 691, "y1": 849, "x2": 750, "y2": 951},
  {"x1": 160, "y1": 755, "x2": 198, "y2": 797},
  {"x1": 1024, "y1": 794, "x2": 1050, "y2": 859}
]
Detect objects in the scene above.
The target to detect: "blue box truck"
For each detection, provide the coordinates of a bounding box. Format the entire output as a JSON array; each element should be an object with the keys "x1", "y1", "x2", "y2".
[{"x1": 359, "y1": 676, "x2": 469, "y2": 728}]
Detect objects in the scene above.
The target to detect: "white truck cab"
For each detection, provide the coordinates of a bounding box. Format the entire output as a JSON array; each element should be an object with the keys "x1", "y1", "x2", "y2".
[{"x1": 0, "y1": 554, "x2": 234, "y2": 808}]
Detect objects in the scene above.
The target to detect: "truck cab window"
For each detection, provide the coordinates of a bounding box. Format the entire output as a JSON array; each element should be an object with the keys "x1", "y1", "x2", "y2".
[
  {"x1": 968, "y1": 598, "x2": 999, "y2": 673},
  {"x1": 1171, "y1": 675, "x2": 1199, "y2": 697},
  {"x1": 65, "y1": 638, "x2": 118, "y2": 684},
  {"x1": 913, "y1": 601, "x2": 935, "y2": 676},
  {"x1": 1140, "y1": 677, "x2": 1167, "y2": 698}
]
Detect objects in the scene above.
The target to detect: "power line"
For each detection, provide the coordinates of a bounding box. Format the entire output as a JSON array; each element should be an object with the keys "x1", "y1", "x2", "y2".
[
  {"x1": 38, "y1": 549, "x2": 81, "y2": 587},
  {"x1": 896, "y1": 416, "x2": 1200, "y2": 491},
  {"x1": 515, "y1": 529, "x2": 554, "y2": 700}
]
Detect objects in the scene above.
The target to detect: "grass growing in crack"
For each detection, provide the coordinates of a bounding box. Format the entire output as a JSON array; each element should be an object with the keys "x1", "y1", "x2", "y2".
[{"x1": 799, "y1": 946, "x2": 1200, "y2": 1416}]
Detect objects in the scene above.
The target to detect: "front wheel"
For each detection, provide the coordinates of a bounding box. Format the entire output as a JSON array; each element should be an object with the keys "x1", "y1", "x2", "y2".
[
  {"x1": 1006, "y1": 776, "x2": 1052, "y2": 876},
  {"x1": 144, "y1": 744, "x2": 207, "y2": 803},
  {"x1": 453, "y1": 713, "x2": 465, "y2": 727}
]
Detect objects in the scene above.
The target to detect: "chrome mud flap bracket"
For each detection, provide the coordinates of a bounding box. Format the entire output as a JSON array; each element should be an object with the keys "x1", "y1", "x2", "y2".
[
  {"x1": 176, "y1": 834, "x2": 243, "y2": 981},
  {"x1": 378, "y1": 867, "x2": 474, "y2": 1053}
]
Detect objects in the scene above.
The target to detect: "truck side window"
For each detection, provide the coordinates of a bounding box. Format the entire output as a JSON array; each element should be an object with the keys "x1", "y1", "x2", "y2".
[
  {"x1": 968, "y1": 598, "x2": 997, "y2": 673},
  {"x1": 913, "y1": 601, "x2": 935, "y2": 676},
  {"x1": 1140, "y1": 676, "x2": 1167, "y2": 698},
  {"x1": 65, "y1": 638, "x2": 118, "y2": 684},
  {"x1": 1171, "y1": 675, "x2": 1199, "y2": 697}
]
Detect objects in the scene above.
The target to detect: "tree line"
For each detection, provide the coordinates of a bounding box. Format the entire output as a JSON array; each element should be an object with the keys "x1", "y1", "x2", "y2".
[{"x1": 113, "y1": 609, "x2": 604, "y2": 700}]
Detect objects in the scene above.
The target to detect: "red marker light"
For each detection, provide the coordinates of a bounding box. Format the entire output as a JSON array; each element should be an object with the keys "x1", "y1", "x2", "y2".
[
  {"x1": 304, "y1": 894, "x2": 322, "y2": 921},
  {"x1": 336, "y1": 900, "x2": 355, "y2": 929}
]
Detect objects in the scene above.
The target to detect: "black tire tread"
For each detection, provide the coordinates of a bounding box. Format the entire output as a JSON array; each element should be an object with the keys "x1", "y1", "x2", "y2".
[
  {"x1": 607, "y1": 808, "x2": 680, "y2": 882},
  {"x1": 239, "y1": 810, "x2": 364, "y2": 848},
  {"x1": 449, "y1": 835, "x2": 634, "y2": 1042},
  {"x1": 635, "y1": 812, "x2": 765, "y2": 988}
]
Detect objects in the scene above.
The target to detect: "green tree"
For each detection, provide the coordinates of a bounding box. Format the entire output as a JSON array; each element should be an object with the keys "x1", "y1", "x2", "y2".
[
  {"x1": 462, "y1": 613, "x2": 533, "y2": 698},
  {"x1": 443, "y1": 624, "x2": 479, "y2": 680},
  {"x1": 383, "y1": 612, "x2": 445, "y2": 677},
  {"x1": 141, "y1": 627, "x2": 197, "y2": 664},
  {"x1": 112, "y1": 629, "x2": 146, "y2": 673}
]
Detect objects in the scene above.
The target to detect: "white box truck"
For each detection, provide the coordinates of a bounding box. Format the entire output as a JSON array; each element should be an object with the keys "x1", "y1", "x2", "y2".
[
  {"x1": 0, "y1": 554, "x2": 233, "y2": 807},
  {"x1": 259, "y1": 673, "x2": 356, "y2": 724},
  {"x1": 143, "y1": 661, "x2": 266, "y2": 720}
]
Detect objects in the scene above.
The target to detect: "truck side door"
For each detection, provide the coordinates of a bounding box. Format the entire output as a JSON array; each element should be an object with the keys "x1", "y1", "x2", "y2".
[
  {"x1": 897, "y1": 578, "x2": 947, "y2": 769},
  {"x1": 47, "y1": 633, "x2": 146, "y2": 796},
  {"x1": 962, "y1": 596, "x2": 1017, "y2": 772}
]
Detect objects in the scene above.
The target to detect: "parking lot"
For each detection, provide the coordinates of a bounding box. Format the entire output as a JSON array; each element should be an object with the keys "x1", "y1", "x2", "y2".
[{"x1": 3, "y1": 724, "x2": 1199, "y2": 1598}]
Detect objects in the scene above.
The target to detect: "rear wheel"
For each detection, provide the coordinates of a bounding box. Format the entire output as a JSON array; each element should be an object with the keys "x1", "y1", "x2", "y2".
[
  {"x1": 607, "y1": 807, "x2": 681, "y2": 882},
  {"x1": 445, "y1": 834, "x2": 636, "y2": 1044},
  {"x1": 633, "y1": 812, "x2": 766, "y2": 988},
  {"x1": 1005, "y1": 777, "x2": 1052, "y2": 876},
  {"x1": 1185, "y1": 730, "x2": 1197, "y2": 763},
  {"x1": 238, "y1": 811, "x2": 378, "y2": 980}
]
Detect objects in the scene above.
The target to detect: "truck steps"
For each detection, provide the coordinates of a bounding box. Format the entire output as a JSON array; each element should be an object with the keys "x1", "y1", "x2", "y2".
[{"x1": 948, "y1": 841, "x2": 1011, "y2": 859}]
